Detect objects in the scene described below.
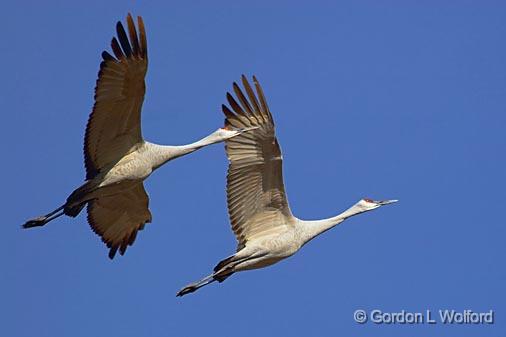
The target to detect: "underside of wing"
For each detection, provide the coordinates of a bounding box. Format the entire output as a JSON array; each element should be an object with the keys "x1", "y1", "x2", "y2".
[
  {"x1": 223, "y1": 75, "x2": 293, "y2": 250},
  {"x1": 84, "y1": 13, "x2": 148, "y2": 179},
  {"x1": 87, "y1": 182, "x2": 152, "y2": 259}
]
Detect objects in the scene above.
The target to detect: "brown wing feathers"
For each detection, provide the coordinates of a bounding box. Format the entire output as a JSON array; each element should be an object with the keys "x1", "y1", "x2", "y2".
[
  {"x1": 82, "y1": 14, "x2": 150, "y2": 258},
  {"x1": 223, "y1": 75, "x2": 273, "y2": 128},
  {"x1": 84, "y1": 14, "x2": 147, "y2": 180},
  {"x1": 87, "y1": 183, "x2": 152, "y2": 259},
  {"x1": 223, "y1": 76, "x2": 292, "y2": 250},
  {"x1": 112, "y1": 14, "x2": 147, "y2": 60}
]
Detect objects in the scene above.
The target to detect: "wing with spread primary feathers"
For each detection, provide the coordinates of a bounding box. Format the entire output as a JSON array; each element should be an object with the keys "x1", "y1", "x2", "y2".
[
  {"x1": 87, "y1": 182, "x2": 152, "y2": 259},
  {"x1": 84, "y1": 14, "x2": 148, "y2": 179},
  {"x1": 223, "y1": 75, "x2": 293, "y2": 251}
]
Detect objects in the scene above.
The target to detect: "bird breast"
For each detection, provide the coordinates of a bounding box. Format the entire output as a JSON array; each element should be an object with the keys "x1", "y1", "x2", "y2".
[
  {"x1": 256, "y1": 230, "x2": 302, "y2": 259},
  {"x1": 99, "y1": 147, "x2": 154, "y2": 186}
]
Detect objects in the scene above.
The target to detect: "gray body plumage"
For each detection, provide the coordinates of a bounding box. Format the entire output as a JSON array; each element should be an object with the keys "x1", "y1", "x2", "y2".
[
  {"x1": 22, "y1": 14, "x2": 246, "y2": 259},
  {"x1": 177, "y1": 76, "x2": 397, "y2": 296}
]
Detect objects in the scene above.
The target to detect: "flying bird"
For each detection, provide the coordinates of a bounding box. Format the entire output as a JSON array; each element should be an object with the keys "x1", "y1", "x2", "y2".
[
  {"x1": 177, "y1": 76, "x2": 397, "y2": 296},
  {"x1": 22, "y1": 14, "x2": 252, "y2": 259}
]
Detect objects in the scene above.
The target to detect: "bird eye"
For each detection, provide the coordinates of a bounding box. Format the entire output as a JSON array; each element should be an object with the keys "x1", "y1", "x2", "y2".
[{"x1": 363, "y1": 198, "x2": 374, "y2": 203}]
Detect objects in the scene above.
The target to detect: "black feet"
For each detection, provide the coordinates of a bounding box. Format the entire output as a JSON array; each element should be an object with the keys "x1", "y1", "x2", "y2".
[
  {"x1": 176, "y1": 284, "x2": 198, "y2": 297},
  {"x1": 22, "y1": 216, "x2": 48, "y2": 229}
]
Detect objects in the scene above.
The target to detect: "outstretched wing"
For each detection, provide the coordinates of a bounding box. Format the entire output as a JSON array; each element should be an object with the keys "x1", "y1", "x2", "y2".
[
  {"x1": 223, "y1": 75, "x2": 293, "y2": 251},
  {"x1": 87, "y1": 183, "x2": 152, "y2": 259},
  {"x1": 84, "y1": 14, "x2": 148, "y2": 179}
]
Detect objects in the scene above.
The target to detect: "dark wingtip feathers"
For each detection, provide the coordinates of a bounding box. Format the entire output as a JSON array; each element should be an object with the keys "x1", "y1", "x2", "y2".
[
  {"x1": 222, "y1": 104, "x2": 238, "y2": 131},
  {"x1": 116, "y1": 21, "x2": 133, "y2": 58},
  {"x1": 111, "y1": 37, "x2": 124, "y2": 60},
  {"x1": 108, "y1": 246, "x2": 118, "y2": 260},
  {"x1": 105, "y1": 227, "x2": 143, "y2": 260},
  {"x1": 137, "y1": 16, "x2": 147, "y2": 58},
  {"x1": 126, "y1": 14, "x2": 141, "y2": 56},
  {"x1": 105, "y1": 14, "x2": 147, "y2": 63},
  {"x1": 223, "y1": 75, "x2": 274, "y2": 128},
  {"x1": 101, "y1": 50, "x2": 115, "y2": 61}
]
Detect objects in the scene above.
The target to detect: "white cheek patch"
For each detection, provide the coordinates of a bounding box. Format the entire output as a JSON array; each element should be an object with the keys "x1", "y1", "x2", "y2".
[{"x1": 359, "y1": 199, "x2": 379, "y2": 210}]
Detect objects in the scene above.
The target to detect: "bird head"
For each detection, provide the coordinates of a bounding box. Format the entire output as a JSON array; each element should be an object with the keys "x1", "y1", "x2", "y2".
[
  {"x1": 214, "y1": 126, "x2": 259, "y2": 141},
  {"x1": 354, "y1": 198, "x2": 398, "y2": 212}
]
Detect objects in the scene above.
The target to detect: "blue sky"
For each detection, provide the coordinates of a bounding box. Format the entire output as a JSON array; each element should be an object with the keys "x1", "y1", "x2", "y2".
[{"x1": 2, "y1": 1, "x2": 505, "y2": 336}]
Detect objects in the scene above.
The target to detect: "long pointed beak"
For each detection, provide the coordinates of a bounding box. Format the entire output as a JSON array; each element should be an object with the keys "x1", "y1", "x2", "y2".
[
  {"x1": 236, "y1": 126, "x2": 260, "y2": 133},
  {"x1": 220, "y1": 126, "x2": 260, "y2": 140},
  {"x1": 377, "y1": 199, "x2": 398, "y2": 205}
]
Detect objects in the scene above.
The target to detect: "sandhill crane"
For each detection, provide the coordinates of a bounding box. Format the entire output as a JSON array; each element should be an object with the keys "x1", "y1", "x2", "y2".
[
  {"x1": 22, "y1": 14, "x2": 253, "y2": 259},
  {"x1": 176, "y1": 76, "x2": 397, "y2": 296}
]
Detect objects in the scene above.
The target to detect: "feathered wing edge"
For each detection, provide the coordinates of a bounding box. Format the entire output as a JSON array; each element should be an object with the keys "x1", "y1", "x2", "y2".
[{"x1": 84, "y1": 13, "x2": 148, "y2": 180}]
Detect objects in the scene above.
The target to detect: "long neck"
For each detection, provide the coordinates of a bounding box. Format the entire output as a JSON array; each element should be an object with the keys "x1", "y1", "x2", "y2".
[
  {"x1": 298, "y1": 203, "x2": 366, "y2": 244},
  {"x1": 148, "y1": 131, "x2": 222, "y2": 170}
]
